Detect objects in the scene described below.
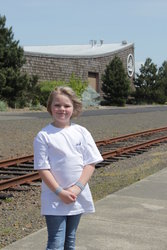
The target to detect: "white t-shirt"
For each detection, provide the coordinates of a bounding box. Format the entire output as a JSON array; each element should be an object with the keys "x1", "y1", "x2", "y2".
[{"x1": 33, "y1": 123, "x2": 103, "y2": 215}]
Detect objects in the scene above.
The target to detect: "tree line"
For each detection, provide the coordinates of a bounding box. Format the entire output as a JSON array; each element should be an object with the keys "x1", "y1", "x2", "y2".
[{"x1": 0, "y1": 14, "x2": 167, "y2": 110}]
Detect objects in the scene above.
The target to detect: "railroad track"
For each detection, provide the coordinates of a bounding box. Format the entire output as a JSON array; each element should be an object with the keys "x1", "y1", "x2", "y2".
[{"x1": 1, "y1": 126, "x2": 167, "y2": 191}]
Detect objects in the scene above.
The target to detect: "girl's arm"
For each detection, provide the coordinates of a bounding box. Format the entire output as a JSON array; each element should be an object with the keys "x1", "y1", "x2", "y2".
[
  {"x1": 67, "y1": 164, "x2": 95, "y2": 195},
  {"x1": 38, "y1": 169, "x2": 77, "y2": 204},
  {"x1": 78, "y1": 164, "x2": 95, "y2": 185}
]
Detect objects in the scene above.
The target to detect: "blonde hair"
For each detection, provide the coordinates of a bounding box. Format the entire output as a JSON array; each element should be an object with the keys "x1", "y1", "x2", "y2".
[{"x1": 47, "y1": 86, "x2": 82, "y2": 118}]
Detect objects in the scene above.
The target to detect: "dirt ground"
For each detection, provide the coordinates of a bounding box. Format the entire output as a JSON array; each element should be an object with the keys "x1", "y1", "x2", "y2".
[{"x1": 1, "y1": 107, "x2": 167, "y2": 248}]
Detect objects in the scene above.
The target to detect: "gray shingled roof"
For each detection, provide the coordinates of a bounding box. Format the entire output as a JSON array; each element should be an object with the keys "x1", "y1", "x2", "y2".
[{"x1": 24, "y1": 41, "x2": 133, "y2": 57}]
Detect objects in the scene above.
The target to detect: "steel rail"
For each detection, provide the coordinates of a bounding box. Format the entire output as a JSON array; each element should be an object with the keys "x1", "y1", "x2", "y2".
[
  {"x1": 0, "y1": 172, "x2": 40, "y2": 191},
  {"x1": 1, "y1": 126, "x2": 167, "y2": 168},
  {"x1": 1, "y1": 128, "x2": 167, "y2": 191},
  {"x1": 1, "y1": 136, "x2": 167, "y2": 191},
  {"x1": 96, "y1": 126, "x2": 167, "y2": 146},
  {"x1": 0, "y1": 155, "x2": 34, "y2": 168},
  {"x1": 102, "y1": 135, "x2": 167, "y2": 159}
]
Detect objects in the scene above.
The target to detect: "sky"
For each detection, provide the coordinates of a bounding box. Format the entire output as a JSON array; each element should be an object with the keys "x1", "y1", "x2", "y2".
[{"x1": 1, "y1": 0, "x2": 167, "y2": 73}]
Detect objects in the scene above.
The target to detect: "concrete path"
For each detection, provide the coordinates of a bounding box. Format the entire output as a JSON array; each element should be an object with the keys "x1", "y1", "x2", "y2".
[{"x1": 2, "y1": 167, "x2": 167, "y2": 250}]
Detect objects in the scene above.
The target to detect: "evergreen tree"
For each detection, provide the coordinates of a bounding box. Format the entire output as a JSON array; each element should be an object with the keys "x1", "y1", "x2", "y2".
[
  {"x1": 0, "y1": 15, "x2": 38, "y2": 108},
  {"x1": 157, "y1": 61, "x2": 167, "y2": 97},
  {"x1": 134, "y1": 58, "x2": 157, "y2": 103},
  {"x1": 134, "y1": 58, "x2": 166, "y2": 104},
  {"x1": 101, "y1": 56, "x2": 130, "y2": 106}
]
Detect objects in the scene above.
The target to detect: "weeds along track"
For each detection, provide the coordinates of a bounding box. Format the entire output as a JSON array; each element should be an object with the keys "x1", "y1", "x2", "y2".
[{"x1": 1, "y1": 126, "x2": 167, "y2": 193}]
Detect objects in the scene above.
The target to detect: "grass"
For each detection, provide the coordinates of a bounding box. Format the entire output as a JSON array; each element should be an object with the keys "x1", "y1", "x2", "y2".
[
  {"x1": 90, "y1": 149, "x2": 167, "y2": 202},
  {"x1": 0, "y1": 227, "x2": 13, "y2": 236},
  {"x1": 3, "y1": 198, "x2": 13, "y2": 203}
]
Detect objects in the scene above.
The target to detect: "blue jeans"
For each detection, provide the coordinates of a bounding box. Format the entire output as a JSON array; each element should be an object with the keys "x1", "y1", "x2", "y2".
[{"x1": 45, "y1": 214, "x2": 82, "y2": 250}]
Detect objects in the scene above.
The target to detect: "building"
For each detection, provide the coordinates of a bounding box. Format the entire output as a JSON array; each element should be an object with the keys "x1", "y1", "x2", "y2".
[{"x1": 23, "y1": 40, "x2": 135, "y2": 95}]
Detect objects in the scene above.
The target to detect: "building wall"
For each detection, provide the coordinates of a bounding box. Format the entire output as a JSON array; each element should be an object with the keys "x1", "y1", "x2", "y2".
[{"x1": 22, "y1": 44, "x2": 135, "y2": 95}]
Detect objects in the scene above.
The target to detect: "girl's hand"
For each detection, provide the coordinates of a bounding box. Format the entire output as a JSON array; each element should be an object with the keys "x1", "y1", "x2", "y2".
[
  {"x1": 67, "y1": 185, "x2": 81, "y2": 196},
  {"x1": 58, "y1": 189, "x2": 77, "y2": 204}
]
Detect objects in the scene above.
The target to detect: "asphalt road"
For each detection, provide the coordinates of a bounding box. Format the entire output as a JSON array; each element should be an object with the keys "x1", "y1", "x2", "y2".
[{"x1": 0, "y1": 105, "x2": 167, "y2": 120}]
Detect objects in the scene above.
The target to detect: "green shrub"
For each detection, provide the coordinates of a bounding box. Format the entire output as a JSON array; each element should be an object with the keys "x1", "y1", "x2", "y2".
[
  {"x1": 0, "y1": 100, "x2": 7, "y2": 111},
  {"x1": 29, "y1": 104, "x2": 45, "y2": 111},
  {"x1": 38, "y1": 74, "x2": 88, "y2": 107},
  {"x1": 38, "y1": 80, "x2": 66, "y2": 106},
  {"x1": 68, "y1": 73, "x2": 88, "y2": 98}
]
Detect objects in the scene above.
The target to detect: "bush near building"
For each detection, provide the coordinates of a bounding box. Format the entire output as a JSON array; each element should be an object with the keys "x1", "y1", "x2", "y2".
[
  {"x1": 101, "y1": 56, "x2": 130, "y2": 106},
  {"x1": 38, "y1": 73, "x2": 88, "y2": 107}
]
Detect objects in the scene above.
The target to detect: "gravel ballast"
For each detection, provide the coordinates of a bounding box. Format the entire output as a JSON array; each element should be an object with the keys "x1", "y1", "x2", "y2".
[{"x1": 0, "y1": 107, "x2": 167, "y2": 248}]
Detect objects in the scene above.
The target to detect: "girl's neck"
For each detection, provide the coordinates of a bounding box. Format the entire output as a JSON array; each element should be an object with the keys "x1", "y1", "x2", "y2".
[{"x1": 52, "y1": 121, "x2": 71, "y2": 128}]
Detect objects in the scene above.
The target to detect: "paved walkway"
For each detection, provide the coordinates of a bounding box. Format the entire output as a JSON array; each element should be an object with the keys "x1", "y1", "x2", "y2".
[{"x1": 2, "y1": 167, "x2": 167, "y2": 250}]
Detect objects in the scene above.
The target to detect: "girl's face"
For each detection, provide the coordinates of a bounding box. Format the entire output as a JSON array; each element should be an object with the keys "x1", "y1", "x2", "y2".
[{"x1": 51, "y1": 93, "x2": 74, "y2": 128}]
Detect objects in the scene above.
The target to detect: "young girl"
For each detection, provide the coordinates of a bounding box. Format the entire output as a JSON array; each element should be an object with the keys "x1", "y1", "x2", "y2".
[{"x1": 33, "y1": 86, "x2": 103, "y2": 250}]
